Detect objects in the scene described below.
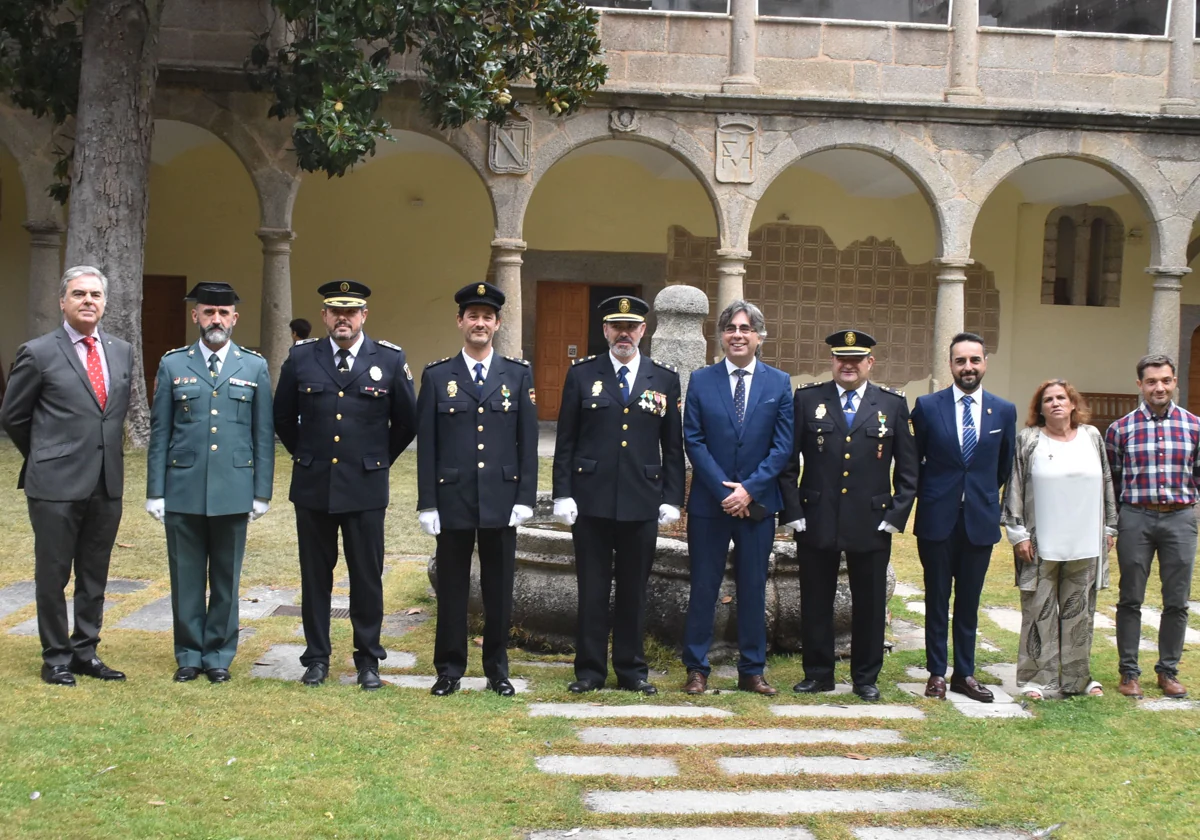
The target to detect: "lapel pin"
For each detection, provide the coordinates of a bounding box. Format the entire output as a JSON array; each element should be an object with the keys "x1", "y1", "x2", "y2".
[
  {"x1": 815, "y1": 403, "x2": 827, "y2": 419},
  {"x1": 987, "y1": 407, "x2": 992, "y2": 415}
]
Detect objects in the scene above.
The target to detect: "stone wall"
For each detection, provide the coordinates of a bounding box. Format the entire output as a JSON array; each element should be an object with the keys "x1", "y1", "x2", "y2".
[{"x1": 159, "y1": 0, "x2": 268, "y2": 67}]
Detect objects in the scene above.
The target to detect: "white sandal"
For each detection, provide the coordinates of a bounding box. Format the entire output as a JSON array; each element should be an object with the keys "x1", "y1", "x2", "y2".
[
  {"x1": 1021, "y1": 685, "x2": 1045, "y2": 700},
  {"x1": 1084, "y1": 680, "x2": 1104, "y2": 696}
]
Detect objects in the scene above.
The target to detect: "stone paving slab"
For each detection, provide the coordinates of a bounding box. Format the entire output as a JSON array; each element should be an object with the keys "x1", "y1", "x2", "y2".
[
  {"x1": 4, "y1": 578, "x2": 149, "y2": 630},
  {"x1": 577, "y1": 727, "x2": 905, "y2": 746},
  {"x1": 889, "y1": 617, "x2": 925, "y2": 652},
  {"x1": 893, "y1": 582, "x2": 923, "y2": 597},
  {"x1": 769, "y1": 703, "x2": 925, "y2": 720},
  {"x1": 981, "y1": 663, "x2": 1020, "y2": 696},
  {"x1": 1142, "y1": 607, "x2": 1200, "y2": 643},
  {"x1": 583, "y1": 789, "x2": 966, "y2": 815},
  {"x1": 528, "y1": 703, "x2": 734, "y2": 719},
  {"x1": 1092, "y1": 612, "x2": 1116, "y2": 630},
  {"x1": 896, "y1": 683, "x2": 1032, "y2": 718},
  {"x1": 511, "y1": 659, "x2": 573, "y2": 669},
  {"x1": 238, "y1": 586, "x2": 299, "y2": 620},
  {"x1": 379, "y1": 675, "x2": 529, "y2": 693},
  {"x1": 535, "y1": 756, "x2": 679, "y2": 777},
  {"x1": 854, "y1": 830, "x2": 1032, "y2": 839},
  {"x1": 982, "y1": 607, "x2": 1022, "y2": 634},
  {"x1": 1141, "y1": 698, "x2": 1199, "y2": 711},
  {"x1": 106, "y1": 579, "x2": 150, "y2": 595},
  {"x1": 327, "y1": 651, "x2": 418, "y2": 682},
  {"x1": 718, "y1": 755, "x2": 951, "y2": 776},
  {"x1": 1099, "y1": 634, "x2": 1157, "y2": 651},
  {"x1": 115, "y1": 595, "x2": 174, "y2": 631},
  {"x1": 249, "y1": 643, "x2": 308, "y2": 681},
  {"x1": 0, "y1": 581, "x2": 36, "y2": 621},
  {"x1": 904, "y1": 601, "x2": 926, "y2": 615},
  {"x1": 528, "y1": 830, "x2": 816, "y2": 840}
]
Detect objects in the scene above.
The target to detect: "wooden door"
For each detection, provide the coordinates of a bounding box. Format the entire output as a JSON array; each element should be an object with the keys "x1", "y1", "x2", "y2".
[
  {"x1": 1190, "y1": 324, "x2": 1200, "y2": 415},
  {"x1": 534, "y1": 281, "x2": 590, "y2": 421},
  {"x1": 142, "y1": 275, "x2": 189, "y2": 402}
]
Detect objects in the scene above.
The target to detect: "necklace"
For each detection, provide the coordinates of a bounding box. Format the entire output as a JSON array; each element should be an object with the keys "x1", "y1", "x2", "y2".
[{"x1": 1042, "y1": 426, "x2": 1074, "y2": 458}]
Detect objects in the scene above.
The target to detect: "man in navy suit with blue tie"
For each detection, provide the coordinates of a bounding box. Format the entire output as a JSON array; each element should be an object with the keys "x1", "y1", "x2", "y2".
[
  {"x1": 911, "y1": 332, "x2": 1017, "y2": 702},
  {"x1": 680, "y1": 301, "x2": 794, "y2": 696}
]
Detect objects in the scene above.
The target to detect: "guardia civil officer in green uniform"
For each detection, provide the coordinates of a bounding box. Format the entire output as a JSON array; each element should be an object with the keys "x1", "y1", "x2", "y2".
[
  {"x1": 552, "y1": 295, "x2": 685, "y2": 695},
  {"x1": 416, "y1": 282, "x2": 538, "y2": 697},
  {"x1": 274, "y1": 280, "x2": 418, "y2": 690},
  {"x1": 778, "y1": 329, "x2": 918, "y2": 702},
  {"x1": 146, "y1": 282, "x2": 275, "y2": 683}
]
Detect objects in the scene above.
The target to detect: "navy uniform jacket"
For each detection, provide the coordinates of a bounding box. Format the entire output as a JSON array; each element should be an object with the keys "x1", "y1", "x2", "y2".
[
  {"x1": 416, "y1": 353, "x2": 538, "y2": 530},
  {"x1": 147, "y1": 342, "x2": 275, "y2": 515},
  {"x1": 552, "y1": 353, "x2": 685, "y2": 522},
  {"x1": 779, "y1": 380, "x2": 918, "y2": 553},
  {"x1": 274, "y1": 335, "x2": 417, "y2": 514}
]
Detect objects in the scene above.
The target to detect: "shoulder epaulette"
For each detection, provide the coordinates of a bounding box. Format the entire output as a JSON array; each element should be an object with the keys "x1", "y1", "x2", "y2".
[
  {"x1": 162, "y1": 345, "x2": 190, "y2": 357},
  {"x1": 795, "y1": 380, "x2": 825, "y2": 390},
  {"x1": 425, "y1": 356, "x2": 453, "y2": 368},
  {"x1": 294, "y1": 337, "x2": 319, "y2": 346},
  {"x1": 238, "y1": 347, "x2": 264, "y2": 358},
  {"x1": 652, "y1": 359, "x2": 678, "y2": 373},
  {"x1": 878, "y1": 384, "x2": 906, "y2": 398},
  {"x1": 504, "y1": 355, "x2": 530, "y2": 366},
  {"x1": 572, "y1": 354, "x2": 597, "y2": 366},
  {"x1": 377, "y1": 340, "x2": 403, "y2": 352}
]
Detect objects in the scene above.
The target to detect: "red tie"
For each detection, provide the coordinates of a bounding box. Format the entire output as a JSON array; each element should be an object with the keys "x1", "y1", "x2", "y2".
[{"x1": 82, "y1": 336, "x2": 107, "y2": 411}]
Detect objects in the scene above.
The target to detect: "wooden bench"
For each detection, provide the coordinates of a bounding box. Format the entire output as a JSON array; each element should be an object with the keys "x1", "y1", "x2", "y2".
[{"x1": 1080, "y1": 392, "x2": 1139, "y2": 435}]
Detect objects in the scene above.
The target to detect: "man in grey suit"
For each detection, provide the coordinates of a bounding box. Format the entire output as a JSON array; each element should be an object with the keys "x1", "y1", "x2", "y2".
[{"x1": 1, "y1": 266, "x2": 133, "y2": 686}]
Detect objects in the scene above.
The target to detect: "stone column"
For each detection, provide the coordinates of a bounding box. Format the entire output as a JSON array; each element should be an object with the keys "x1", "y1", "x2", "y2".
[
  {"x1": 256, "y1": 227, "x2": 295, "y2": 386},
  {"x1": 1147, "y1": 266, "x2": 1191, "y2": 360},
  {"x1": 1162, "y1": 0, "x2": 1197, "y2": 113},
  {"x1": 24, "y1": 220, "x2": 64, "y2": 340},
  {"x1": 492, "y1": 237, "x2": 526, "y2": 358},
  {"x1": 931, "y1": 258, "x2": 971, "y2": 391},
  {"x1": 945, "y1": 0, "x2": 982, "y2": 103},
  {"x1": 650, "y1": 284, "x2": 710, "y2": 411},
  {"x1": 714, "y1": 248, "x2": 750, "y2": 319},
  {"x1": 722, "y1": 0, "x2": 759, "y2": 93}
]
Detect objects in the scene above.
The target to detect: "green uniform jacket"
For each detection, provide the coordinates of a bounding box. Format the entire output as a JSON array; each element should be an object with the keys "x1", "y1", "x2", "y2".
[{"x1": 146, "y1": 341, "x2": 275, "y2": 515}]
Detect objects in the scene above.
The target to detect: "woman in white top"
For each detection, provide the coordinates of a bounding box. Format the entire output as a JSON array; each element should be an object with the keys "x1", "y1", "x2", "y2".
[{"x1": 1001, "y1": 380, "x2": 1117, "y2": 699}]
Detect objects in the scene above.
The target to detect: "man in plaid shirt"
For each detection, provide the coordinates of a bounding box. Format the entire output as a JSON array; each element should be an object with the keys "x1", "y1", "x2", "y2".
[{"x1": 1105, "y1": 353, "x2": 1199, "y2": 700}]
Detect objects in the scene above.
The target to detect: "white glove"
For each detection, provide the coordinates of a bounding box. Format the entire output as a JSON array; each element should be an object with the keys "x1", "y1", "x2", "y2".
[
  {"x1": 783, "y1": 518, "x2": 805, "y2": 533},
  {"x1": 146, "y1": 498, "x2": 165, "y2": 523},
  {"x1": 418, "y1": 510, "x2": 441, "y2": 536},
  {"x1": 553, "y1": 497, "x2": 578, "y2": 526},
  {"x1": 508, "y1": 504, "x2": 534, "y2": 527},
  {"x1": 249, "y1": 498, "x2": 270, "y2": 522},
  {"x1": 878, "y1": 521, "x2": 899, "y2": 535},
  {"x1": 658, "y1": 504, "x2": 681, "y2": 526}
]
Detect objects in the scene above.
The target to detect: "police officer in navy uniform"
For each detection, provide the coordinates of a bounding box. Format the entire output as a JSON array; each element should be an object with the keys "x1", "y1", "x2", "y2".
[
  {"x1": 416, "y1": 282, "x2": 538, "y2": 697},
  {"x1": 552, "y1": 295, "x2": 685, "y2": 695},
  {"x1": 778, "y1": 329, "x2": 918, "y2": 701},
  {"x1": 273, "y1": 280, "x2": 418, "y2": 690}
]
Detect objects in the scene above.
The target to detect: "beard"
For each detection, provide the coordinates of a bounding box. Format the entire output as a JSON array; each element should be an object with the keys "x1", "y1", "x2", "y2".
[{"x1": 203, "y1": 323, "x2": 231, "y2": 346}]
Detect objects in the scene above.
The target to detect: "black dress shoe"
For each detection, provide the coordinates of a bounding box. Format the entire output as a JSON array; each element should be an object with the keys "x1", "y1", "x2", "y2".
[
  {"x1": 206, "y1": 668, "x2": 231, "y2": 683},
  {"x1": 41, "y1": 664, "x2": 76, "y2": 686},
  {"x1": 69, "y1": 657, "x2": 126, "y2": 681},
  {"x1": 174, "y1": 667, "x2": 203, "y2": 682},
  {"x1": 793, "y1": 677, "x2": 835, "y2": 693},
  {"x1": 568, "y1": 678, "x2": 604, "y2": 694},
  {"x1": 358, "y1": 666, "x2": 382, "y2": 691},
  {"x1": 853, "y1": 683, "x2": 881, "y2": 702},
  {"x1": 430, "y1": 675, "x2": 460, "y2": 696},
  {"x1": 618, "y1": 679, "x2": 658, "y2": 696},
  {"x1": 301, "y1": 663, "x2": 328, "y2": 687},
  {"x1": 949, "y1": 675, "x2": 994, "y2": 703},
  {"x1": 487, "y1": 678, "x2": 516, "y2": 697}
]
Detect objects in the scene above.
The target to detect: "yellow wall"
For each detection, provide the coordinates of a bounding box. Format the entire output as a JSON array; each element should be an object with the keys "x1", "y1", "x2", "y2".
[{"x1": 0, "y1": 147, "x2": 31, "y2": 373}]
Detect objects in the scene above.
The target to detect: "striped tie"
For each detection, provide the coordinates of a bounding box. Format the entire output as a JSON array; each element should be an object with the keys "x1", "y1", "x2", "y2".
[
  {"x1": 961, "y1": 394, "x2": 977, "y2": 464},
  {"x1": 843, "y1": 390, "x2": 856, "y2": 425}
]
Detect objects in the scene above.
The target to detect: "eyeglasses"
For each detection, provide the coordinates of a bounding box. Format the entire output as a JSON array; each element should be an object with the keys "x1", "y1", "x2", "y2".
[{"x1": 722, "y1": 325, "x2": 757, "y2": 335}]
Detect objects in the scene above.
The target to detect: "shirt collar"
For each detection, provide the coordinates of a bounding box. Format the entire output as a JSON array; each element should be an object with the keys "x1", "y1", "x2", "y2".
[
  {"x1": 610, "y1": 351, "x2": 641, "y2": 376},
  {"x1": 835, "y1": 381, "x2": 867, "y2": 401},
  {"x1": 1139, "y1": 400, "x2": 1176, "y2": 421},
  {"x1": 952, "y1": 384, "x2": 981, "y2": 404},
  {"x1": 329, "y1": 332, "x2": 365, "y2": 359},
  {"x1": 725, "y1": 357, "x2": 757, "y2": 377},
  {"x1": 63, "y1": 321, "x2": 99, "y2": 343},
  {"x1": 198, "y1": 339, "x2": 232, "y2": 365},
  {"x1": 462, "y1": 348, "x2": 494, "y2": 374}
]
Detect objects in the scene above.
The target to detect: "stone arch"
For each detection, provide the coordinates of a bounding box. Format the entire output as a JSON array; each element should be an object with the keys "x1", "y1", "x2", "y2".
[
  {"x1": 736, "y1": 121, "x2": 955, "y2": 257},
  {"x1": 0, "y1": 101, "x2": 64, "y2": 222},
  {"x1": 960, "y1": 131, "x2": 1175, "y2": 265}
]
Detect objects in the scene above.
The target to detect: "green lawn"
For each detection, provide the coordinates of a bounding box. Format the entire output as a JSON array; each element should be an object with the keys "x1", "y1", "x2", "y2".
[{"x1": 0, "y1": 440, "x2": 1197, "y2": 839}]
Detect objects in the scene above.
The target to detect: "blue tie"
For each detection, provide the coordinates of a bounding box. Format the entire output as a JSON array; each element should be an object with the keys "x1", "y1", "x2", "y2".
[
  {"x1": 618, "y1": 365, "x2": 630, "y2": 404},
  {"x1": 474, "y1": 362, "x2": 485, "y2": 392},
  {"x1": 961, "y1": 394, "x2": 977, "y2": 463},
  {"x1": 733, "y1": 369, "x2": 747, "y2": 424},
  {"x1": 843, "y1": 390, "x2": 856, "y2": 425}
]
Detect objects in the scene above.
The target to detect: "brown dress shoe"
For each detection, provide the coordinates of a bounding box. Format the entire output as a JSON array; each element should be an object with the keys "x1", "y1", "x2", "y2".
[
  {"x1": 924, "y1": 675, "x2": 947, "y2": 700},
  {"x1": 683, "y1": 670, "x2": 707, "y2": 695},
  {"x1": 1117, "y1": 673, "x2": 1143, "y2": 699},
  {"x1": 737, "y1": 674, "x2": 779, "y2": 696},
  {"x1": 949, "y1": 675, "x2": 994, "y2": 703},
  {"x1": 1157, "y1": 673, "x2": 1188, "y2": 698}
]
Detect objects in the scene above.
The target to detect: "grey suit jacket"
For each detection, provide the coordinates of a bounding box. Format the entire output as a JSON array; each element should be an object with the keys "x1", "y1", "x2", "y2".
[{"x1": 0, "y1": 325, "x2": 133, "y2": 500}]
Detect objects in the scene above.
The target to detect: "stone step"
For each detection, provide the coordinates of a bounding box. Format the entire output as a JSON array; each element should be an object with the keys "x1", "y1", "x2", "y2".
[
  {"x1": 528, "y1": 829, "x2": 816, "y2": 839},
  {"x1": 718, "y1": 755, "x2": 952, "y2": 776},
  {"x1": 577, "y1": 727, "x2": 905, "y2": 746},
  {"x1": 583, "y1": 788, "x2": 966, "y2": 815},
  {"x1": 535, "y1": 756, "x2": 678, "y2": 777},
  {"x1": 853, "y1": 829, "x2": 1032, "y2": 839},
  {"x1": 769, "y1": 703, "x2": 924, "y2": 720},
  {"x1": 529, "y1": 703, "x2": 734, "y2": 719},
  {"x1": 379, "y1": 675, "x2": 529, "y2": 693}
]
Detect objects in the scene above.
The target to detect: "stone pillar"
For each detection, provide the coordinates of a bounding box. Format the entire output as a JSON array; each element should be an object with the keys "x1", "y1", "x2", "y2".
[
  {"x1": 492, "y1": 237, "x2": 526, "y2": 358},
  {"x1": 1147, "y1": 266, "x2": 1191, "y2": 360},
  {"x1": 945, "y1": 0, "x2": 982, "y2": 103},
  {"x1": 722, "y1": 0, "x2": 759, "y2": 93},
  {"x1": 714, "y1": 248, "x2": 750, "y2": 321},
  {"x1": 931, "y1": 258, "x2": 971, "y2": 391},
  {"x1": 650, "y1": 284, "x2": 709, "y2": 411},
  {"x1": 1162, "y1": 0, "x2": 1197, "y2": 113},
  {"x1": 1071, "y1": 218, "x2": 1092, "y2": 305},
  {"x1": 256, "y1": 227, "x2": 295, "y2": 386},
  {"x1": 24, "y1": 220, "x2": 64, "y2": 340}
]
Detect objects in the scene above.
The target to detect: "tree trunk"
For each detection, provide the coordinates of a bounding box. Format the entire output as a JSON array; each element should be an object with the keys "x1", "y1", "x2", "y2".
[{"x1": 64, "y1": 0, "x2": 165, "y2": 447}]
